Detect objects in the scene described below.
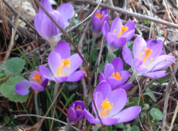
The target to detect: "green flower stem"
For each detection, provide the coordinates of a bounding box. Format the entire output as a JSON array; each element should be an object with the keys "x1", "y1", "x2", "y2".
[
  {"x1": 65, "y1": 124, "x2": 71, "y2": 131},
  {"x1": 53, "y1": 82, "x2": 60, "y2": 100},
  {"x1": 90, "y1": 32, "x2": 98, "y2": 55},
  {"x1": 35, "y1": 92, "x2": 40, "y2": 122}
]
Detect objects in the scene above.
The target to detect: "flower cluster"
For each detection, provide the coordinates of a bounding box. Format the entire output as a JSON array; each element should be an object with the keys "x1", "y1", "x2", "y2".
[{"x1": 14, "y1": 0, "x2": 175, "y2": 128}]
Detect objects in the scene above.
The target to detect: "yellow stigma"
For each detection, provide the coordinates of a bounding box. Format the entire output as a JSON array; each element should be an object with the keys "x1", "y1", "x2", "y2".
[
  {"x1": 96, "y1": 12, "x2": 103, "y2": 18},
  {"x1": 138, "y1": 47, "x2": 153, "y2": 66},
  {"x1": 113, "y1": 26, "x2": 128, "y2": 37},
  {"x1": 57, "y1": 59, "x2": 70, "y2": 76},
  {"x1": 101, "y1": 99, "x2": 113, "y2": 117},
  {"x1": 32, "y1": 73, "x2": 42, "y2": 84},
  {"x1": 111, "y1": 72, "x2": 122, "y2": 80}
]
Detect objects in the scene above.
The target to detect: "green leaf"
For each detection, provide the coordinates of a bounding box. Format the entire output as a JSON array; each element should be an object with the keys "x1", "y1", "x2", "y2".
[
  {"x1": 143, "y1": 103, "x2": 150, "y2": 110},
  {"x1": 4, "y1": 117, "x2": 10, "y2": 122},
  {"x1": 131, "y1": 126, "x2": 140, "y2": 131},
  {"x1": 106, "y1": 52, "x2": 116, "y2": 63},
  {"x1": 5, "y1": 57, "x2": 25, "y2": 74},
  {"x1": 107, "y1": 126, "x2": 112, "y2": 131},
  {"x1": 144, "y1": 88, "x2": 157, "y2": 102},
  {"x1": 143, "y1": 20, "x2": 151, "y2": 25},
  {"x1": 0, "y1": 76, "x2": 29, "y2": 103},
  {"x1": 150, "y1": 108, "x2": 163, "y2": 120},
  {"x1": 114, "y1": 123, "x2": 124, "y2": 128}
]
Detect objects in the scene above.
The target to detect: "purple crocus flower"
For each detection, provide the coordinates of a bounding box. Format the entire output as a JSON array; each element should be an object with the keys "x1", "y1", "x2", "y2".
[
  {"x1": 67, "y1": 100, "x2": 85, "y2": 124},
  {"x1": 84, "y1": 81, "x2": 141, "y2": 125},
  {"x1": 102, "y1": 17, "x2": 135, "y2": 52},
  {"x1": 15, "y1": 71, "x2": 48, "y2": 95},
  {"x1": 39, "y1": 41, "x2": 85, "y2": 82},
  {"x1": 122, "y1": 36, "x2": 176, "y2": 79},
  {"x1": 34, "y1": 0, "x2": 74, "y2": 46},
  {"x1": 92, "y1": 8, "x2": 109, "y2": 34},
  {"x1": 99, "y1": 58, "x2": 132, "y2": 90}
]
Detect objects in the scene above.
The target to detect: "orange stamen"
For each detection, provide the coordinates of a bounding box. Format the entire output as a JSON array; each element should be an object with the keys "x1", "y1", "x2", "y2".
[
  {"x1": 57, "y1": 59, "x2": 70, "y2": 77},
  {"x1": 32, "y1": 73, "x2": 42, "y2": 84},
  {"x1": 146, "y1": 57, "x2": 153, "y2": 66},
  {"x1": 75, "y1": 106, "x2": 82, "y2": 110},
  {"x1": 142, "y1": 48, "x2": 152, "y2": 62},
  {"x1": 101, "y1": 99, "x2": 113, "y2": 117},
  {"x1": 111, "y1": 72, "x2": 122, "y2": 80},
  {"x1": 96, "y1": 12, "x2": 103, "y2": 18},
  {"x1": 118, "y1": 25, "x2": 128, "y2": 37}
]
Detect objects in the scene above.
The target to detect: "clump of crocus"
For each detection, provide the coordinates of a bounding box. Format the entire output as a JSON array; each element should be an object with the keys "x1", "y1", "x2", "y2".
[
  {"x1": 15, "y1": 71, "x2": 48, "y2": 95},
  {"x1": 39, "y1": 41, "x2": 85, "y2": 82},
  {"x1": 122, "y1": 36, "x2": 175, "y2": 79},
  {"x1": 34, "y1": 0, "x2": 74, "y2": 47},
  {"x1": 92, "y1": 8, "x2": 109, "y2": 34},
  {"x1": 102, "y1": 17, "x2": 135, "y2": 52},
  {"x1": 67, "y1": 100, "x2": 85, "y2": 125},
  {"x1": 84, "y1": 81, "x2": 141, "y2": 125},
  {"x1": 99, "y1": 58, "x2": 132, "y2": 90}
]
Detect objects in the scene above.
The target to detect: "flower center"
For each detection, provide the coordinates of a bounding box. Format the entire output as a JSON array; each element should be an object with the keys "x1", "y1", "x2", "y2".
[
  {"x1": 111, "y1": 72, "x2": 122, "y2": 80},
  {"x1": 32, "y1": 73, "x2": 42, "y2": 84},
  {"x1": 113, "y1": 25, "x2": 128, "y2": 37},
  {"x1": 138, "y1": 48, "x2": 153, "y2": 66},
  {"x1": 57, "y1": 59, "x2": 70, "y2": 77},
  {"x1": 96, "y1": 12, "x2": 102, "y2": 18},
  {"x1": 101, "y1": 99, "x2": 113, "y2": 117},
  {"x1": 75, "y1": 106, "x2": 82, "y2": 110}
]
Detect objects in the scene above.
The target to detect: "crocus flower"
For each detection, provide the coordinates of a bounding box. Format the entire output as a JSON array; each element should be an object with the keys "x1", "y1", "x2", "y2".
[
  {"x1": 102, "y1": 17, "x2": 135, "y2": 52},
  {"x1": 99, "y1": 58, "x2": 132, "y2": 90},
  {"x1": 39, "y1": 41, "x2": 85, "y2": 82},
  {"x1": 67, "y1": 100, "x2": 85, "y2": 124},
  {"x1": 15, "y1": 71, "x2": 48, "y2": 95},
  {"x1": 34, "y1": 0, "x2": 74, "y2": 46},
  {"x1": 122, "y1": 36, "x2": 175, "y2": 79},
  {"x1": 92, "y1": 8, "x2": 109, "y2": 34},
  {"x1": 84, "y1": 81, "x2": 141, "y2": 125}
]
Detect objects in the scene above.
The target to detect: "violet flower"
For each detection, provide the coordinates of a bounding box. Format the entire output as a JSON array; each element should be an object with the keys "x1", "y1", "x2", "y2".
[
  {"x1": 34, "y1": 0, "x2": 74, "y2": 46},
  {"x1": 15, "y1": 71, "x2": 48, "y2": 95},
  {"x1": 102, "y1": 17, "x2": 135, "y2": 52},
  {"x1": 122, "y1": 36, "x2": 175, "y2": 79},
  {"x1": 67, "y1": 100, "x2": 85, "y2": 124},
  {"x1": 39, "y1": 41, "x2": 85, "y2": 82},
  {"x1": 84, "y1": 81, "x2": 141, "y2": 125},
  {"x1": 92, "y1": 8, "x2": 109, "y2": 34},
  {"x1": 99, "y1": 58, "x2": 132, "y2": 90}
]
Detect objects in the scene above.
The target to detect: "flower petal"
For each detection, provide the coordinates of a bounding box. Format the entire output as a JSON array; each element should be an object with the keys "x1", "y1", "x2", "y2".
[
  {"x1": 104, "y1": 64, "x2": 115, "y2": 79},
  {"x1": 100, "y1": 116, "x2": 120, "y2": 125},
  {"x1": 30, "y1": 81, "x2": 45, "y2": 92},
  {"x1": 110, "y1": 58, "x2": 123, "y2": 72},
  {"x1": 48, "y1": 52, "x2": 62, "y2": 76},
  {"x1": 133, "y1": 36, "x2": 147, "y2": 58},
  {"x1": 106, "y1": 89, "x2": 127, "y2": 116},
  {"x1": 124, "y1": 21, "x2": 135, "y2": 32},
  {"x1": 111, "y1": 17, "x2": 122, "y2": 35},
  {"x1": 134, "y1": 58, "x2": 148, "y2": 73},
  {"x1": 54, "y1": 41, "x2": 70, "y2": 59},
  {"x1": 119, "y1": 71, "x2": 130, "y2": 85},
  {"x1": 123, "y1": 30, "x2": 135, "y2": 42},
  {"x1": 34, "y1": 13, "x2": 45, "y2": 36},
  {"x1": 94, "y1": 81, "x2": 112, "y2": 99},
  {"x1": 39, "y1": 65, "x2": 54, "y2": 81},
  {"x1": 67, "y1": 107, "x2": 77, "y2": 123},
  {"x1": 15, "y1": 80, "x2": 31, "y2": 96},
  {"x1": 84, "y1": 109, "x2": 100, "y2": 124},
  {"x1": 106, "y1": 77, "x2": 122, "y2": 90},
  {"x1": 119, "y1": 82, "x2": 132, "y2": 90},
  {"x1": 57, "y1": 3, "x2": 74, "y2": 28},
  {"x1": 114, "y1": 106, "x2": 141, "y2": 123},
  {"x1": 39, "y1": 0, "x2": 53, "y2": 14},
  {"x1": 143, "y1": 71, "x2": 168, "y2": 79},
  {"x1": 40, "y1": 78, "x2": 49, "y2": 88},
  {"x1": 92, "y1": 92, "x2": 103, "y2": 116},
  {"x1": 75, "y1": 109, "x2": 84, "y2": 122},
  {"x1": 122, "y1": 46, "x2": 133, "y2": 66},
  {"x1": 99, "y1": 73, "x2": 105, "y2": 83},
  {"x1": 67, "y1": 71, "x2": 85, "y2": 82},
  {"x1": 54, "y1": 76, "x2": 69, "y2": 82},
  {"x1": 102, "y1": 21, "x2": 110, "y2": 38}
]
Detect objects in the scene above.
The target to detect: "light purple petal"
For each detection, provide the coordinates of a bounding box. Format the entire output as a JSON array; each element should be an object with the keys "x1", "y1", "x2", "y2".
[
  {"x1": 134, "y1": 58, "x2": 148, "y2": 73},
  {"x1": 15, "y1": 80, "x2": 31, "y2": 96},
  {"x1": 92, "y1": 92, "x2": 103, "y2": 116},
  {"x1": 84, "y1": 109, "x2": 100, "y2": 124},
  {"x1": 94, "y1": 81, "x2": 112, "y2": 99},
  {"x1": 106, "y1": 89, "x2": 127, "y2": 116},
  {"x1": 74, "y1": 100, "x2": 85, "y2": 109},
  {"x1": 123, "y1": 21, "x2": 135, "y2": 32},
  {"x1": 133, "y1": 36, "x2": 147, "y2": 58},
  {"x1": 100, "y1": 116, "x2": 120, "y2": 125},
  {"x1": 110, "y1": 58, "x2": 123, "y2": 72},
  {"x1": 102, "y1": 21, "x2": 110, "y2": 38},
  {"x1": 111, "y1": 17, "x2": 122, "y2": 35},
  {"x1": 57, "y1": 3, "x2": 74, "y2": 28},
  {"x1": 30, "y1": 81, "x2": 45, "y2": 92},
  {"x1": 39, "y1": 65, "x2": 54, "y2": 81},
  {"x1": 122, "y1": 46, "x2": 133, "y2": 66},
  {"x1": 39, "y1": 0, "x2": 52, "y2": 14},
  {"x1": 99, "y1": 73, "x2": 105, "y2": 82},
  {"x1": 67, "y1": 107, "x2": 77, "y2": 123},
  {"x1": 54, "y1": 76, "x2": 69, "y2": 82},
  {"x1": 66, "y1": 54, "x2": 83, "y2": 75},
  {"x1": 48, "y1": 52, "x2": 62, "y2": 76},
  {"x1": 104, "y1": 64, "x2": 115, "y2": 79},
  {"x1": 123, "y1": 30, "x2": 135, "y2": 42},
  {"x1": 119, "y1": 71, "x2": 130, "y2": 85},
  {"x1": 106, "y1": 77, "x2": 122, "y2": 90},
  {"x1": 114, "y1": 106, "x2": 141, "y2": 123},
  {"x1": 75, "y1": 109, "x2": 84, "y2": 122},
  {"x1": 119, "y1": 82, "x2": 132, "y2": 90},
  {"x1": 143, "y1": 71, "x2": 168, "y2": 79},
  {"x1": 54, "y1": 41, "x2": 70, "y2": 59},
  {"x1": 67, "y1": 71, "x2": 85, "y2": 82},
  {"x1": 34, "y1": 13, "x2": 45, "y2": 36}
]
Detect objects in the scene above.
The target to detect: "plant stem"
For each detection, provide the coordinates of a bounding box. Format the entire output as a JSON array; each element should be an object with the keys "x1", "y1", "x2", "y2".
[
  {"x1": 53, "y1": 82, "x2": 60, "y2": 100},
  {"x1": 65, "y1": 124, "x2": 72, "y2": 131},
  {"x1": 128, "y1": 73, "x2": 137, "y2": 83},
  {"x1": 35, "y1": 92, "x2": 40, "y2": 122},
  {"x1": 90, "y1": 32, "x2": 97, "y2": 55}
]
